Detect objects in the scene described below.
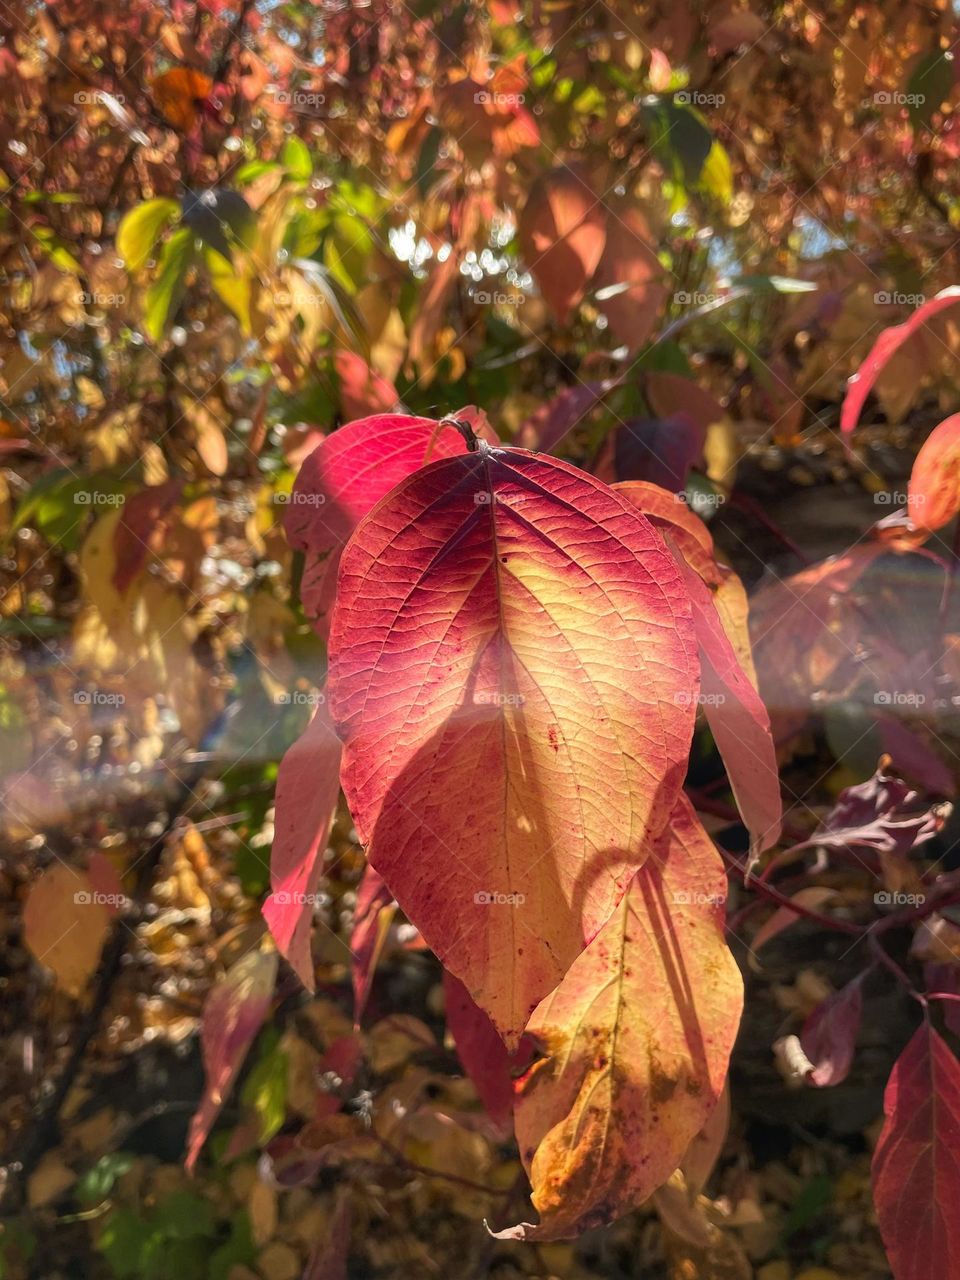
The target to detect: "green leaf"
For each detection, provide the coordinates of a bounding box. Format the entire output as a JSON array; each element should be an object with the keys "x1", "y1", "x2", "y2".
[
  {"x1": 234, "y1": 159, "x2": 280, "y2": 186},
  {"x1": 240, "y1": 1033, "x2": 288, "y2": 1143},
  {"x1": 31, "y1": 226, "x2": 82, "y2": 274},
  {"x1": 281, "y1": 136, "x2": 312, "y2": 181},
  {"x1": 205, "y1": 246, "x2": 252, "y2": 334},
  {"x1": 210, "y1": 1213, "x2": 256, "y2": 1280},
  {"x1": 415, "y1": 126, "x2": 443, "y2": 198},
  {"x1": 116, "y1": 198, "x2": 181, "y2": 273},
  {"x1": 643, "y1": 97, "x2": 713, "y2": 187},
  {"x1": 98, "y1": 1210, "x2": 146, "y2": 1279},
  {"x1": 144, "y1": 227, "x2": 194, "y2": 341},
  {"x1": 75, "y1": 1153, "x2": 135, "y2": 1207},
  {"x1": 11, "y1": 468, "x2": 130, "y2": 549},
  {"x1": 151, "y1": 1191, "x2": 216, "y2": 1241},
  {"x1": 907, "y1": 49, "x2": 954, "y2": 131}
]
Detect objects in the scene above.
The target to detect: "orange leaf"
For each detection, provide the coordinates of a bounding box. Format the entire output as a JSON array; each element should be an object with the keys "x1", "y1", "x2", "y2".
[
  {"x1": 151, "y1": 67, "x2": 213, "y2": 131},
  {"x1": 327, "y1": 445, "x2": 698, "y2": 1046},
  {"x1": 908, "y1": 412, "x2": 960, "y2": 532},
  {"x1": 491, "y1": 796, "x2": 742, "y2": 1240},
  {"x1": 518, "y1": 167, "x2": 606, "y2": 322},
  {"x1": 22, "y1": 863, "x2": 111, "y2": 997}
]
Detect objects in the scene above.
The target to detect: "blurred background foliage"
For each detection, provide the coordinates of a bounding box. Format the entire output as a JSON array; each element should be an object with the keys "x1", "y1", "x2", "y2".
[{"x1": 4, "y1": 0, "x2": 960, "y2": 1276}]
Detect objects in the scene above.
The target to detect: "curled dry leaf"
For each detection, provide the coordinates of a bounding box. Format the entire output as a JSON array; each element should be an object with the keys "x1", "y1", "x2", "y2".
[
  {"x1": 327, "y1": 444, "x2": 698, "y2": 1045},
  {"x1": 490, "y1": 796, "x2": 742, "y2": 1240}
]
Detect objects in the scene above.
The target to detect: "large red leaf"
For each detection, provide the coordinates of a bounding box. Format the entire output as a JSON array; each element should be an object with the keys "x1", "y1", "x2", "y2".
[
  {"x1": 491, "y1": 795, "x2": 742, "y2": 1240},
  {"x1": 908, "y1": 412, "x2": 960, "y2": 532},
  {"x1": 872, "y1": 1022, "x2": 960, "y2": 1280},
  {"x1": 263, "y1": 697, "x2": 342, "y2": 989},
  {"x1": 841, "y1": 287, "x2": 960, "y2": 436},
  {"x1": 518, "y1": 167, "x2": 606, "y2": 322},
  {"x1": 185, "y1": 948, "x2": 277, "y2": 1171},
  {"x1": 285, "y1": 414, "x2": 471, "y2": 637},
  {"x1": 327, "y1": 444, "x2": 698, "y2": 1045}
]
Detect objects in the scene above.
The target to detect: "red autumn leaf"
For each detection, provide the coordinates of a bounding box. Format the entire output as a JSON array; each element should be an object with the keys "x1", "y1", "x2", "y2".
[
  {"x1": 518, "y1": 167, "x2": 606, "y2": 322},
  {"x1": 841, "y1": 286, "x2": 960, "y2": 436},
  {"x1": 490, "y1": 796, "x2": 742, "y2": 1241},
  {"x1": 262, "y1": 696, "x2": 342, "y2": 989},
  {"x1": 285, "y1": 414, "x2": 471, "y2": 638},
  {"x1": 908, "y1": 412, "x2": 960, "y2": 532},
  {"x1": 112, "y1": 479, "x2": 183, "y2": 595},
  {"x1": 185, "y1": 948, "x2": 277, "y2": 1172},
  {"x1": 334, "y1": 350, "x2": 399, "y2": 420},
  {"x1": 443, "y1": 971, "x2": 531, "y2": 1134},
  {"x1": 612, "y1": 480, "x2": 718, "y2": 582},
  {"x1": 872, "y1": 1022, "x2": 960, "y2": 1280},
  {"x1": 327, "y1": 444, "x2": 698, "y2": 1046},
  {"x1": 351, "y1": 864, "x2": 395, "y2": 1025},
  {"x1": 800, "y1": 972, "x2": 864, "y2": 1087}
]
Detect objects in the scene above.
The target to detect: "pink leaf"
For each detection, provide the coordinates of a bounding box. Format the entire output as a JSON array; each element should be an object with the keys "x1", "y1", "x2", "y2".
[
  {"x1": 334, "y1": 350, "x2": 399, "y2": 420},
  {"x1": 185, "y1": 948, "x2": 278, "y2": 1172},
  {"x1": 443, "y1": 971, "x2": 531, "y2": 1134},
  {"x1": 515, "y1": 380, "x2": 617, "y2": 452},
  {"x1": 263, "y1": 697, "x2": 342, "y2": 989},
  {"x1": 800, "y1": 973, "x2": 865, "y2": 1087},
  {"x1": 674, "y1": 552, "x2": 782, "y2": 858},
  {"x1": 841, "y1": 287, "x2": 960, "y2": 436},
  {"x1": 872, "y1": 1023, "x2": 960, "y2": 1280},
  {"x1": 285, "y1": 414, "x2": 470, "y2": 637}
]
